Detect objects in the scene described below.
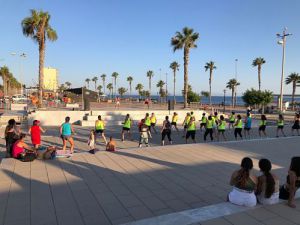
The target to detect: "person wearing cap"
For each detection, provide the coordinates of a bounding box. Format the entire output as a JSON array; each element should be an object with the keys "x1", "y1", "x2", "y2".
[{"x1": 28, "y1": 120, "x2": 46, "y2": 148}]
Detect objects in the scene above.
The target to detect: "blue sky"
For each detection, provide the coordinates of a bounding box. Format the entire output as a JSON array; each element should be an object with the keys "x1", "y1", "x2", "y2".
[{"x1": 1, "y1": 0, "x2": 300, "y2": 95}]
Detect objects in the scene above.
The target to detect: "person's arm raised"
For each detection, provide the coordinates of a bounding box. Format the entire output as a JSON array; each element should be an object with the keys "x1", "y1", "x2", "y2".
[{"x1": 288, "y1": 171, "x2": 297, "y2": 208}]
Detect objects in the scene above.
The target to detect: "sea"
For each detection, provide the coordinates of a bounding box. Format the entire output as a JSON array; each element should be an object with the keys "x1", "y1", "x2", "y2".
[{"x1": 122, "y1": 95, "x2": 300, "y2": 106}]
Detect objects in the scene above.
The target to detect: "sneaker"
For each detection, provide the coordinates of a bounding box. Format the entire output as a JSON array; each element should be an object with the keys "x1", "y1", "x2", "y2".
[{"x1": 138, "y1": 144, "x2": 142, "y2": 148}]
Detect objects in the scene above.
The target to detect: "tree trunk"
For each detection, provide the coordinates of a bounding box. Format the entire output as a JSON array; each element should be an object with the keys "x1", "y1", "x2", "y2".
[
  {"x1": 114, "y1": 78, "x2": 117, "y2": 97},
  {"x1": 258, "y1": 65, "x2": 261, "y2": 91},
  {"x1": 129, "y1": 83, "x2": 132, "y2": 97},
  {"x1": 173, "y1": 70, "x2": 176, "y2": 104},
  {"x1": 149, "y1": 78, "x2": 151, "y2": 99},
  {"x1": 231, "y1": 90, "x2": 234, "y2": 108},
  {"x1": 292, "y1": 81, "x2": 296, "y2": 111},
  {"x1": 103, "y1": 80, "x2": 105, "y2": 94},
  {"x1": 183, "y1": 48, "x2": 189, "y2": 108},
  {"x1": 38, "y1": 40, "x2": 45, "y2": 108},
  {"x1": 209, "y1": 70, "x2": 212, "y2": 107},
  {"x1": 95, "y1": 82, "x2": 97, "y2": 91}
]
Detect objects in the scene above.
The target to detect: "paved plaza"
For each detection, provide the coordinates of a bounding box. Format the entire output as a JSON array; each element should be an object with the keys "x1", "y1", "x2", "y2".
[{"x1": 0, "y1": 127, "x2": 300, "y2": 225}]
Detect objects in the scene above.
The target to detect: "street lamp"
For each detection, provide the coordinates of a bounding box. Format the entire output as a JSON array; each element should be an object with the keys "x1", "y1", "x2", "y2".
[
  {"x1": 11, "y1": 52, "x2": 27, "y2": 95},
  {"x1": 277, "y1": 27, "x2": 292, "y2": 112},
  {"x1": 223, "y1": 89, "x2": 226, "y2": 113}
]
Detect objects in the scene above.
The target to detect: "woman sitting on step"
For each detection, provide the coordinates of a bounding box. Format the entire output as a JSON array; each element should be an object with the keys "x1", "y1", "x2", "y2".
[
  {"x1": 256, "y1": 159, "x2": 279, "y2": 205},
  {"x1": 228, "y1": 157, "x2": 257, "y2": 207}
]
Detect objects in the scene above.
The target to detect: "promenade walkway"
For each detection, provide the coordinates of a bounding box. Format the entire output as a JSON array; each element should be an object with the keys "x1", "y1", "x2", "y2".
[{"x1": 0, "y1": 135, "x2": 299, "y2": 225}]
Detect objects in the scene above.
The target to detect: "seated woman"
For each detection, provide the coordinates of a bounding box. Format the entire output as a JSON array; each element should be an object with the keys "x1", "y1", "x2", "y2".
[
  {"x1": 228, "y1": 157, "x2": 257, "y2": 207},
  {"x1": 12, "y1": 133, "x2": 36, "y2": 160},
  {"x1": 256, "y1": 159, "x2": 279, "y2": 205},
  {"x1": 279, "y1": 157, "x2": 300, "y2": 208}
]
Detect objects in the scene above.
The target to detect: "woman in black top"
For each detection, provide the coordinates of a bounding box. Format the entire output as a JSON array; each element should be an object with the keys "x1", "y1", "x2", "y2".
[
  {"x1": 161, "y1": 116, "x2": 172, "y2": 146},
  {"x1": 291, "y1": 114, "x2": 300, "y2": 136},
  {"x1": 5, "y1": 119, "x2": 19, "y2": 157},
  {"x1": 279, "y1": 157, "x2": 300, "y2": 208}
]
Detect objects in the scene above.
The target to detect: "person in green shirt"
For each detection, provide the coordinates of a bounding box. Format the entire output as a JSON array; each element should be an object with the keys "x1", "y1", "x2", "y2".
[
  {"x1": 228, "y1": 111, "x2": 236, "y2": 130},
  {"x1": 95, "y1": 115, "x2": 107, "y2": 145},
  {"x1": 234, "y1": 114, "x2": 243, "y2": 140},
  {"x1": 276, "y1": 114, "x2": 286, "y2": 138},
  {"x1": 144, "y1": 113, "x2": 152, "y2": 138},
  {"x1": 185, "y1": 116, "x2": 196, "y2": 143},
  {"x1": 121, "y1": 114, "x2": 132, "y2": 142},
  {"x1": 258, "y1": 114, "x2": 267, "y2": 138},
  {"x1": 182, "y1": 112, "x2": 191, "y2": 138},
  {"x1": 200, "y1": 113, "x2": 207, "y2": 132},
  {"x1": 217, "y1": 115, "x2": 227, "y2": 141},
  {"x1": 204, "y1": 116, "x2": 214, "y2": 141}
]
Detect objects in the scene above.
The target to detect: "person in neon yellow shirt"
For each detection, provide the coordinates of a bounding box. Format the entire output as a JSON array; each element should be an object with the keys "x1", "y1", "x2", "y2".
[
  {"x1": 228, "y1": 112, "x2": 236, "y2": 129},
  {"x1": 276, "y1": 114, "x2": 286, "y2": 137},
  {"x1": 186, "y1": 116, "x2": 196, "y2": 143},
  {"x1": 144, "y1": 113, "x2": 152, "y2": 138},
  {"x1": 234, "y1": 114, "x2": 243, "y2": 140},
  {"x1": 171, "y1": 112, "x2": 179, "y2": 132},
  {"x1": 150, "y1": 113, "x2": 157, "y2": 134},
  {"x1": 200, "y1": 113, "x2": 207, "y2": 132},
  {"x1": 182, "y1": 112, "x2": 191, "y2": 138},
  {"x1": 217, "y1": 115, "x2": 227, "y2": 141},
  {"x1": 204, "y1": 116, "x2": 214, "y2": 141},
  {"x1": 95, "y1": 115, "x2": 107, "y2": 144},
  {"x1": 258, "y1": 114, "x2": 267, "y2": 138},
  {"x1": 121, "y1": 114, "x2": 132, "y2": 142}
]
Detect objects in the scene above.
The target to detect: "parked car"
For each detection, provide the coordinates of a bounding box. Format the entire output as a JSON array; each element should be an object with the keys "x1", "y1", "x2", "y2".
[{"x1": 12, "y1": 94, "x2": 28, "y2": 102}]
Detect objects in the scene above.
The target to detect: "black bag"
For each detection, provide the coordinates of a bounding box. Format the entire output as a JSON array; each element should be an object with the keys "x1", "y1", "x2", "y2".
[
  {"x1": 279, "y1": 185, "x2": 289, "y2": 200},
  {"x1": 22, "y1": 152, "x2": 36, "y2": 162}
]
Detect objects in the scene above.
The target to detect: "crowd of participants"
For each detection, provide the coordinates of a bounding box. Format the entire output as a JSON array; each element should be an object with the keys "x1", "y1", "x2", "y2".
[{"x1": 228, "y1": 156, "x2": 300, "y2": 209}]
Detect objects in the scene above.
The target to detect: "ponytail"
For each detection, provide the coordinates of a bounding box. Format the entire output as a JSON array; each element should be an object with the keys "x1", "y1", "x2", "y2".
[
  {"x1": 236, "y1": 168, "x2": 250, "y2": 188},
  {"x1": 264, "y1": 171, "x2": 275, "y2": 198}
]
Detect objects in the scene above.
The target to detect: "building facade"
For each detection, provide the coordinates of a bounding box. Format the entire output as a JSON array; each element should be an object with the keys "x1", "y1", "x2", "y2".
[{"x1": 43, "y1": 67, "x2": 58, "y2": 91}]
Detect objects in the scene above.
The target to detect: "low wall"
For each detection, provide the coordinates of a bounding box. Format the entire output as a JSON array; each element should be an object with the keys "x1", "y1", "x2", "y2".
[{"x1": 28, "y1": 109, "x2": 209, "y2": 127}]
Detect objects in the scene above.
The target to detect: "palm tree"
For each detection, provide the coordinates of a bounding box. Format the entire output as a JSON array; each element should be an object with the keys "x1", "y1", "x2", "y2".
[
  {"x1": 58, "y1": 84, "x2": 66, "y2": 93},
  {"x1": 111, "y1": 72, "x2": 119, "y2": 97},
  {"x1": 100, "y1": 74, "x2": 106, "y2": 94},
  {"x1": 92, "y1": 76, "x2": 98, "y2": 91},
  {"x1": 204, "y1": 61, "x2": 217, "y2": 107},
  {"x1": 171, "y1": 27, "x2": 199, "y2": 108},
  {"x1": 146, "y1": 70, "x2": 154, "y2": 97},
  {"x1": 85, "y1": 78, "x2": 91, "y2": 89},
  {"x1": 135, "y1": 83, "x2": 144, "y2": 99},
  {"x1": 22, "y1": 10, "x2": 58, "y2": 106},
  {"x1": 118, "y1": 87, "x2": 127, "y2": 97},
  {"x1": 127, "y1": 76, "x2": 133, "y2": 96},
  {"x1": 0, "y1": 66, "x2": 10, "y2": 95},
  {"x1": 252, "y1": 57, "x2": 266, "y2": 91},
  {"x1": 107, "y1": 83, "x2": 113, "y2": 99},
  {"x1": 157, "y1": 80, "x2": 166, "y2": 102},
  {"x1": 226, "y1": 78, "x2": 240, "y2": 108},
  {"x1": 97, "y1": 85, "x2": 103, "y2": 94},
  {"x1": 286, "y1": 73, "x2": 300, "y2": 111},
  {"x1": 170, "y1": 61, "x2": 180, "y2": 103},
  {"x1": 65, "y1": 81, "x2": 71, "y2": 89}
]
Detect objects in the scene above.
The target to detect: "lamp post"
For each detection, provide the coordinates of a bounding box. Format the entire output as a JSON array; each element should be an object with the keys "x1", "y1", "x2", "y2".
[
  {"x1": 234, "y1": 59, "x2": 238, "y2": 107},
  {"x1": 165, "y1": 72, "x2": 168, "y2": 102},
  {"x1": 223, "y1": 89, "x2": 226, "y2": 113},
  {"x1": 277, "y1": 28, "x2": 292, "y2": 112}
]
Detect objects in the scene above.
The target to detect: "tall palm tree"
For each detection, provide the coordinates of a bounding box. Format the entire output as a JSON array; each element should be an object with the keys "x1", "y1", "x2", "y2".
[
  {"x1": 107, "y1": 83, "x2": 113, "y2": 99},
  {"x1": 100, "y1": 74, "x2": 106, "y2": 94},
  {"x1": 286, "y1": 73, "x2": 300, "y2": 111},
  {"x1": 135, "y1": 83, "x2": 144, "y2": 99},
  {"x1": 118, "y1": 87, "x2": 127, "y2": 98},
  {"x1": 146, "y1": 70, "x2": 154, "y2": 97},
  {"x1": 204, "y1": 61, "x2": 217, "y2": 107},
  {"x1": 127, "y1": 76, "x2": 133, "y2": 96},
  {"x1": 0, "y1": 66, "x2": 10, "y2": 95},
  {"x1": 97, "y1": 85, "x2": 103, "y2": 94},
  {"x1": 22, "y1": 10, "x2": 57, "y2": 106},
  {"x1": 85, "y1": 78, "x2": 91, "y2": 89},
  {"x1": 169, "y1": 61, "x2": 180, "y2": 103},
  {"x1": 157, "y1": 80, "x2": 166, "y2": 102},
  {"x1": 171, "y1": 27, "x2": 199, "y2": 108},
  {"x1": 226, "y1": 78, "x2": 240, "y2": 108},
  {"x1": 65, "y1": 81, "x2": 71, "y2": 89},
  {"x1": 92, "y1": 76, "x2": 98, "y2": 91},
  {"x1": 111, "y1": 72, "x2": 119, "y2": 97},
  {"x1": 252, "y1": 57, "x2": 266, "y2": 91}
]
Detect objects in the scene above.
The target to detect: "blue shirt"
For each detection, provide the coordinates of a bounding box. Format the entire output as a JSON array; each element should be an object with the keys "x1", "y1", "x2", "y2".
[
  {"x1": 62, "y1": 122, "x2": 72, "y2": 135},
  {"x1": 245, "y1": 117, "x2": 252, "y2": 128}
]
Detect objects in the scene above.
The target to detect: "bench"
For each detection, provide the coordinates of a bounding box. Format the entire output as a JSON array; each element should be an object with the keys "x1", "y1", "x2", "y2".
[{"x1": 66, "y1": 103, "x2": 80, "y2": 110}]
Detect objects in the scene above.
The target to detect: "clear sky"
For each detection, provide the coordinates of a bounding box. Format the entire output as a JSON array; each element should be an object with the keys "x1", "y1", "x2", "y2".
[{"x1": 1, "y1": 0, "x2": 300, "y2": 96}]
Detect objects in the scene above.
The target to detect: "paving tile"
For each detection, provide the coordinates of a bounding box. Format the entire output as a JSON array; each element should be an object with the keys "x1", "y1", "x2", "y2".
[
  {"x1": 262, "y1": 216, "x2": 297, "y2": 225},
  {"x1": 164, "y1": 199, "x2": 191, "y2": 212},
  {"x1": 245, "y1": 207, "x2": 277, "y2": 221},
  {"x1": 127, "y1": 205, "x2": 154, "y2": 220},
  {"x1": 224, "y1": 212, "x2": 264, "y2": 225},
  {"x1": 118, "y1": 195, "x2": 143, "y2": 208},
  {"x1": 201, "y1": 217, "x2": 232, "y2": 225},
  {"x1": 140, "y1": 196, "x2": 167, "y2": 211}
]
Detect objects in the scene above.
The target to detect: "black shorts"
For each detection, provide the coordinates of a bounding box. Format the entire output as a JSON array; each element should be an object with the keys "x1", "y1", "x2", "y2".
[
  {"x1": 218, "y1": 129, "x2": 225, "y2": 133},
  {"x1": 186, "y1": 130, "x2": 196, "y2": 140},
  {"x1": 95, "y1": 129, "x2": 104, "y2": 134},
  {"x1": 244, "y1": 127, "x2": 251, "y2": 131},
  {"x1": 122, "y1": 127, "x2": 130, "y2": 131},
  {"x1": 184, "y1": 125, "x2": 188, "y2": 129},
  {"x1": 292, "y1": 124, "x2": 300, "y2": 130},
  {"x1": 200, "y1": 123, "x2": 206, "y2": 127},
  {"x1": 277, "y1": 125, "x2": 284, "y2": 129},
  {"x1": 147, "y1": 126, "x2": 151, "y2": 130},
  {"x1": 171, "y1": 122, "x2": 177, "y2": 126},
  {"x1": 151, "y1": 123, "x2": 156, "y2": 127},
  {"x1": 259, "y1": 125, "x2": 266, "y2": 131},
  {"x1": 229, "y1": 121, "x2": 235, "y2": 124}
]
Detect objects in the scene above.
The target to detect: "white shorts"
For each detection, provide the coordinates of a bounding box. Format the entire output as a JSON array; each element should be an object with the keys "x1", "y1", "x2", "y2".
[
  {"x1": 228, "y1": 187, "x2": 257, "y2": 207},
  {"x1": 257, "y1": 192, "x2": 279, "y2": 205}
]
